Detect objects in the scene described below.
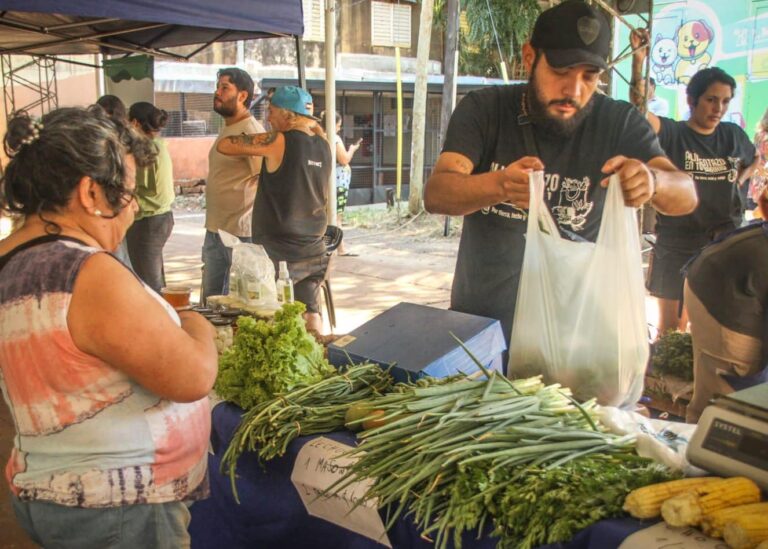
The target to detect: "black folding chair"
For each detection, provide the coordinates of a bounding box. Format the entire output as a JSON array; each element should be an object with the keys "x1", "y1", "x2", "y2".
[{"x1": 321, "y1": 225, "x2": 343, "y2": 329}]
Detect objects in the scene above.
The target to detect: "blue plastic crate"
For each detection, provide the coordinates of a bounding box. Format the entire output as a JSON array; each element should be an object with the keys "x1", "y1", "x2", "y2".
[{"x1": 328, "y1": 302, "x2": 507, "y2": 383}]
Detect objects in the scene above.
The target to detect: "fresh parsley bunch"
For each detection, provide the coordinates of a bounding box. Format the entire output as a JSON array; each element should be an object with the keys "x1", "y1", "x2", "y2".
[{"x1": 651, "y1": 331, "x2": 694, "y2": 381}]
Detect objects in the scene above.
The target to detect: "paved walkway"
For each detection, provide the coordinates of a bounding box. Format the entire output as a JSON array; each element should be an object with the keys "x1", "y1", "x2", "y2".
[{"x1": 164, "y1": 210, "x2": 459, "y2": 334}]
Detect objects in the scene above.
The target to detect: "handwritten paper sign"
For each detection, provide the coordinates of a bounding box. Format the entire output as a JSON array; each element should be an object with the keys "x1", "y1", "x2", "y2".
[
  {"x1": 290, "y1": 437, "x2": 391, "y2": 548},
  {"x1": 619, "y1": 522, "x2": 729, "y2": 549}
]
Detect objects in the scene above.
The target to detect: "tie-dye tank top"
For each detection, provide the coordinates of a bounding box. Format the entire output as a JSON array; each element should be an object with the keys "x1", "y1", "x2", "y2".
[{"x1": 0, "y1": 236, "x2": 210, "y2": 507}]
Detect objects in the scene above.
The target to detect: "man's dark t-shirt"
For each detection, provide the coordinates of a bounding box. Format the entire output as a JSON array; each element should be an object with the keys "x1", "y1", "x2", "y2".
[
  {"x1": 655, "y1": 117, "x2": 755, "y2": 238},
  {"x1": 252, "y1": 130, "x2": 331, "y2": 262},
  {"x1": 440, "y1": 84, "x2": 664, "y2": 342}
]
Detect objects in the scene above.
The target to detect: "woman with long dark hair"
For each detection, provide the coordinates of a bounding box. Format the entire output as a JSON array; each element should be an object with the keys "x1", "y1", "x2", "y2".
[{"x1": 126, "y1": 101, "x2": 175, "y2": 292}]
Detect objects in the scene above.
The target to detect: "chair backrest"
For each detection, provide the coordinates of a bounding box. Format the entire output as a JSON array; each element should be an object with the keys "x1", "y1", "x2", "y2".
[{"x1": 323, "y1": 225, "x2": 343, "y2": 254}]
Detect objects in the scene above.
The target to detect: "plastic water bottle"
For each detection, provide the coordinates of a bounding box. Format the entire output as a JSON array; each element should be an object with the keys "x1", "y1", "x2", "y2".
[{"x1": 276, "y1": 261, "x2": 294, "y2": 304}]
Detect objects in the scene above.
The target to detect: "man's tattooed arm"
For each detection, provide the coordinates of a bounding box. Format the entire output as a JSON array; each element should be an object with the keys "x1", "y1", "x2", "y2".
[{"x1": 218, "y1": 131, "x2": 279, "y2": 156}]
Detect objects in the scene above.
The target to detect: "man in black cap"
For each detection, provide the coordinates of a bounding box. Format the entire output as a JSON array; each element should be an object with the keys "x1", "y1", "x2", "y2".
[{"x1": 425, "y1": 0, "x2": 697, "y2": 347}]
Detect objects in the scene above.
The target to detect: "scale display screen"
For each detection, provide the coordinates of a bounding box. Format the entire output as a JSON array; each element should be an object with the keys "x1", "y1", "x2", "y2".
[{"x1": 702, "y1": 419, "x2": 768, "y2": 471}]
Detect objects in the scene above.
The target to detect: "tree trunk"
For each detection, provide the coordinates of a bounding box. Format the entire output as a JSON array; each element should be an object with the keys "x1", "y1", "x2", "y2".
[
  {"x1": 439, "y1": 0, "x2": 459, "y2": 235},
  {"x1": 439, "y1": 0, "x2": 459, "y2": 145},
  {"x1": 408, "y1": 0, "x2": 434, "y2": 215}
]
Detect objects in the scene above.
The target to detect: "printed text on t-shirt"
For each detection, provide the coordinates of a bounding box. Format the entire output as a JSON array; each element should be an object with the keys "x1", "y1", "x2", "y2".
[
  {"x1": 684, "y1": 151, "x2": 739, "y2": 182},
  {"x1": 483, "y1": 163, "x2": 595, "y2": 232}
]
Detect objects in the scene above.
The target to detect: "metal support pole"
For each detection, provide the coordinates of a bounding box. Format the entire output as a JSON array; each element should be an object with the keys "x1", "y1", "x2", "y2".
[{"x1": 295, "y1": 36, "x2": 306, "y2": 88}]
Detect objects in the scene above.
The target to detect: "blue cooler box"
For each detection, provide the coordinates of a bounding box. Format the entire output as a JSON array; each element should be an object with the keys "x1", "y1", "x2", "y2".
[{"x1": 327, "y1": 302, "x2": 507, "y2": 382}]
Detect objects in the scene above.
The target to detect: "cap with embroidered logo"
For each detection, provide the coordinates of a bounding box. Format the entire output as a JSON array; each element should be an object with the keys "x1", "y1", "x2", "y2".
[
  {"x1": 270, "y1": 86, "x2": 320, "y2": 121},
  {"x1": 530, "y1": 0, "x2": 610, "y2": 71}
]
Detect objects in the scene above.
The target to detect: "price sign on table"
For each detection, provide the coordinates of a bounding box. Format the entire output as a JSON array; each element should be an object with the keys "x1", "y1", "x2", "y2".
[
  {"x1": 619, "y1": 522, "x2": 728, "y2": 549},
  {"x1": 290, "y1": 436, "x2": 392, "y2": 548}
]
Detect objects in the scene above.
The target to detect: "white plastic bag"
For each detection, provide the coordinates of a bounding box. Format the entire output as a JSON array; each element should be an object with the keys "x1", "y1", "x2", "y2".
[
  {"x1": 508, "y1": 172, "x2": 648, "y2": 407},
  {"x1": 598, "y1": 407, "x2": 707, "y2": 476},
  {"x1": 219, "y1": 229, "x2": 277, "y2": 305}
]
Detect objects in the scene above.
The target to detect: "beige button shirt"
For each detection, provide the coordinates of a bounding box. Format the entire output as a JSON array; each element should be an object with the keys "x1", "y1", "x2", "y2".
[{"x1": 205, "y1": 116, "x2": 265, "y2": 237}]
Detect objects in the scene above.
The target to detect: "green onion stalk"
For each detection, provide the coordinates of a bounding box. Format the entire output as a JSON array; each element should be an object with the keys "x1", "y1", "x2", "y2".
[{"x1": 221, "y1": 363, "x2": 393, "y2": 502}]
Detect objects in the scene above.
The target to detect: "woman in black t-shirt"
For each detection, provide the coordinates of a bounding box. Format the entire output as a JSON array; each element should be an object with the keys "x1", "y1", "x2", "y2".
[{"x1": 631, "y1": 33, "x2": 760, "y2": 335}]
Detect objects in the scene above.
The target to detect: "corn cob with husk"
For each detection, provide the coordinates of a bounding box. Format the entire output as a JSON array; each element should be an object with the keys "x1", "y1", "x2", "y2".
[
  {"x1": 723, "y1": 513, "x2": 768, "y2": 549},
  {"x1": 701, "y1": 502, "x2": 768, "y2": 538},
  {"x1": 622, "y1": 477, "x2": 722, "y2": 519},
  {"x1": 660, "y1": 477, "x2": 761, "y2": 527}
]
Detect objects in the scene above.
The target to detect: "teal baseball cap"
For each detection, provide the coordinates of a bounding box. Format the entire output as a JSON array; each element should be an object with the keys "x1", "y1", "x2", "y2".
[{"x1": 270, "y1": 86, "x2": 320, "y2": 121}]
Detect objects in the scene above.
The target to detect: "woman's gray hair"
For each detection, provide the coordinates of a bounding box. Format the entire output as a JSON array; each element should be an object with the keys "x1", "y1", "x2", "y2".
[{"x1": 1, "y1": 106, "x2": 156, "y2": 219}]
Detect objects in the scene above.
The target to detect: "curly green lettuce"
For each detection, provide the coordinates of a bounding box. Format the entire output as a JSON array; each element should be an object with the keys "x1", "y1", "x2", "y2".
[{"x1": 214, "y1": 302, "x2": 335, "y2": 409}]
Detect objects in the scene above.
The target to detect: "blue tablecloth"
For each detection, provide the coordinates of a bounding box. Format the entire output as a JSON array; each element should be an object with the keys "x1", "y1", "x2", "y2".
[{"x1": 189, "y1": 402, "x2": 653, "y2": 549}]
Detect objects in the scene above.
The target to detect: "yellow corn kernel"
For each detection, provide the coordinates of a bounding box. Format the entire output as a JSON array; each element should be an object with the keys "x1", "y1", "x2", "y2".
[
  {"x1": 701, "y1": 502, "x2": 768, "y2": 538},
  {"x1": 661, "y1": 477, "x2": 761, "y2": 527},
  {"x1": 723, "y1": 513, "x2": 768, "y2": 549},
  {"x1": 622, "y1": 477, "x2": 722, "y2": 519}
]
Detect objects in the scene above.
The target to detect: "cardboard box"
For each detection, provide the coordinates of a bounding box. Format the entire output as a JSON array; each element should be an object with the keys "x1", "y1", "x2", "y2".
[
  {"x1": 328, "y1": 302, "x2": 507, "y2": 382},
  {"x1": 643, "y1": 374, "x2": 692, "y2": 419}
]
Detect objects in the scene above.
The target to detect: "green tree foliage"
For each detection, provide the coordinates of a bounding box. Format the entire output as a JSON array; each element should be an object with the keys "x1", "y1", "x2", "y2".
[{"x1": 434, "y1": 0, "x2": 540, "y2": 77}]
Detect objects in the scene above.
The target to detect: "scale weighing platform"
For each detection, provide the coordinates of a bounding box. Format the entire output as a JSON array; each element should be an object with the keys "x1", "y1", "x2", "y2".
[{"x1": 687, "y1": 383, "x2": 768, "y2": 490}]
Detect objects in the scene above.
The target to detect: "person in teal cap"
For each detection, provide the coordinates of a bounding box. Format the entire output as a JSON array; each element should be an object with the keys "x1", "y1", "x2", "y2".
[{"x1": 217, "y1": 85, "x2": 332, "y2": 333}]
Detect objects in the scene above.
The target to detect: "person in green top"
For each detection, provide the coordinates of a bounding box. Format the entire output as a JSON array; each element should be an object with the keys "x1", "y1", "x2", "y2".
[{"x1": 125, "y1": 102, "x2": 175, "y2": 293}]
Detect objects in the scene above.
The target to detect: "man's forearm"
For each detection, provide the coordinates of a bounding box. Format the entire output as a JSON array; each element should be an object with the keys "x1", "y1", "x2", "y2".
[
  {"x1": 630, "y1": 53, "x2": 646, "y2": 110},
  {"x1": 424, "y1": 170, "x2": 509, "y2": 216},
  {"x1": 650, "y1": 166, "x2": 698, "y2": 216},
  {"x1": 217, "y1": 131, "x2": 278, "y2": 156}
]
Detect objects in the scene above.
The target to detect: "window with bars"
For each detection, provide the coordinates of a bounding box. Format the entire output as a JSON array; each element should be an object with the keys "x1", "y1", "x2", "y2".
[
  {"x1": 156, "y1": 92, "x2": 224, "y2": 137},
  {"x1": 302, "y1": 0, "x2": 326, "y2": 42},
  {"x1": 371, "y1": 1, "x2": 411, "y2": 48}
]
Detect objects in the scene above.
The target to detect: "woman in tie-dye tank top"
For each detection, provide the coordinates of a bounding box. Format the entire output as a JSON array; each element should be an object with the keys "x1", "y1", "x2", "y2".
[{"x1": 0, "y1": 107, "x2": 218, "y2": 549}]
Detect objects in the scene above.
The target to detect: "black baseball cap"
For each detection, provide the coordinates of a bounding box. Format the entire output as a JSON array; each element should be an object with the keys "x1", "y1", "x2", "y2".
[{"x1": 530, "y1": 0, "x2": 610, "y2": 70}]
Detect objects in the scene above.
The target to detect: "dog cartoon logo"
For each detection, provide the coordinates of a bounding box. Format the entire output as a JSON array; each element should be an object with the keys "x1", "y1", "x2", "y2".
[
  {"x1": 550, "y1": 176, "x2": 593, "y2": 231},
  {"x1": 651, "y1": 34, "x2": 678, "y2": 85},
  {"x1": 674, "y1": 19, "x2": 713, "y2": 84}
]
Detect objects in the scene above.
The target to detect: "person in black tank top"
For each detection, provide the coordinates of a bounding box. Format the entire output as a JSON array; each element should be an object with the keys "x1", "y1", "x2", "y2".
[{"x1": 217, "y1": 86, "x2": 332, "y2": 333}]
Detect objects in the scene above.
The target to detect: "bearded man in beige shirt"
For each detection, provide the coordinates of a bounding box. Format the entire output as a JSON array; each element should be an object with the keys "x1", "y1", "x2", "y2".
[{"x1": 202, "y1": 68, "x2": 265, "y2": 299}]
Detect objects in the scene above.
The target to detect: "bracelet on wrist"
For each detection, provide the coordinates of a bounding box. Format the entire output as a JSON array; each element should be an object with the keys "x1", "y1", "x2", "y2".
[{"x1": 649, "y1": 167, "x2": 658, "y2": 198}]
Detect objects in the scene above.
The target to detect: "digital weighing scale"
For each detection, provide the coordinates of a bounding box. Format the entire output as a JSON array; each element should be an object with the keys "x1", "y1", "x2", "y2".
[{"x1": 687, "y1": 383, "x2": 768, "y2": 490}]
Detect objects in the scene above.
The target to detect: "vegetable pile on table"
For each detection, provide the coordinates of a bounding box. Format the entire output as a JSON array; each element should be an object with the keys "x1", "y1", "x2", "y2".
[
  {"x1": 214, "y1": 302, "x2": 335, "y2": 409},
  {"x1": 651, "y1": 330, "x2": 694, "y2": 381},
  {"x1": 221, "y1": 362, "x2": 393, "y2": 499},
  {"x1": 328, "y1": 365, "x2": 679, "y2": 549}
]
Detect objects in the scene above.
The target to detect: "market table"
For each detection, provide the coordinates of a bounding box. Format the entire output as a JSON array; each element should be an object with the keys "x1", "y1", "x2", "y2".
[{"x1": 189, "y1": 402, "x2": 660, "y2": 549}]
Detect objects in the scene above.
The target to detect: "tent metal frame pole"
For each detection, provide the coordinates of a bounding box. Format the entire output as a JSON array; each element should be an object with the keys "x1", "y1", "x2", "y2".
[
  {"x1": 182, "y1": 30, "x2": 232, "y2": 60},
  {"x1": 591, "y1": 0, "x2": 655, "y2": 235},
  {"x1": 295, "y1": 35, "x2": 306, "y2": 88},
  {"x1": 45, "y1": 18, "x2": 121, "y2": 31},
  {"x1": 0, "y1": 20, "x2": 168, "y2": 54},
  {"x1": 2, "y1": 54, "x2": 58, "y2": 121},
  {"x1": 0, "y1": 20, "x2": 186, "y2": 60}
]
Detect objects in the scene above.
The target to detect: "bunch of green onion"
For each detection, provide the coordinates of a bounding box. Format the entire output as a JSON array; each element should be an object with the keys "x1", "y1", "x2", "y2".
[
  {"x1": 328, "y1": 364, "x2": 638, "y2": 548},
  {"x1": 221, "y1": 362, "x2": 393, "y2": 502}
]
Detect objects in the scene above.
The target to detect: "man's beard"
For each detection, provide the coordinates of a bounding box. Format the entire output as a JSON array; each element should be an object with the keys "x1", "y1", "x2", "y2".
[
  {"x1": 527, "y1": 75, "x2": 595, "y2": 140},
  {"x1": 213, "y1": 97, "x2": 238, "y2": 118}
]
